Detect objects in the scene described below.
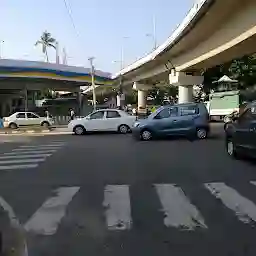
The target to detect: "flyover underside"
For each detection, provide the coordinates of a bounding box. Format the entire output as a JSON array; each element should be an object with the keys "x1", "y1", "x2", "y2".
[{"x1": 0, "y1": 77, "x2": 89, "y2": 93}]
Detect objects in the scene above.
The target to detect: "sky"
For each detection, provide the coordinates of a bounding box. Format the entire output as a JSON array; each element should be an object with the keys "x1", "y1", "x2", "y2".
[{"x1": 1, "y1": 0, "x2": 194, "y2": 74}]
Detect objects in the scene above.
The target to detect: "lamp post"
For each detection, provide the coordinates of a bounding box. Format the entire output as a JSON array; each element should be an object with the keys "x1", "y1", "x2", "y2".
[
  {"x1": 88, "y1": 57, "x2": 96, "y2": 111},
  {"x1": 0, "y1": 40, "x2": 4, "y2": 59},
  {"x1": 146, "y1": 15, "x2": 157, "y2": 50},
  {"x1": 55, "y1": 41, "x2": 60, "y2": 64}
]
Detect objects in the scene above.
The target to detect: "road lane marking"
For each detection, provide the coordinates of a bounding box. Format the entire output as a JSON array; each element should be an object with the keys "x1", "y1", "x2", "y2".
[
  {"x1": 20, "y1": 144, "x2": 65, "y2": 148},
  {"x1": 250, "y1": 181, "x2": 256, "y2": 186},
  {"x1": 155, "y1": 184, "x2": 207, "y2": 230},
  {"x1": 0, "y1": 154, "x2": 52, "y2": 159},
  {"x1": 103, "y1": 185, "x2": 132, "y2": 230},
  {"x1": 0, "y1": 158, "x2": 45, "y2": 164},
  {"x1": 24, "y1": 187, "x2": 80, "y2": 235},
  {"x1": 12, "y1": 148, "x2": 59, "y2": 152},
  {"x1": 0, "y1": 164, "x2": 38, "y2": 170},
  {"x1": 4, "y1": 150, "x2": 57, "y2": 155},
  {"x1": 205, "y1": 182, "x2": 256, "y2": 224}
]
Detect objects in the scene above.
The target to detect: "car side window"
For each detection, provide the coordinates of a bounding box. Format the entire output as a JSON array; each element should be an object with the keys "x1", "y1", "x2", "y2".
[
  {"x1": 90, "y1": 111, "x2": 104, "y2": 120},
  {"x1": 27, "y1": 113, "x2": 39, "y2": 118},
  {"x1": 155, "y1": 107, "x2": 178, "y2": 119},
  {"x1": 179, "y1": 105, "x2": 199, "y2": 116},
  {"x1": 106, "y1": 111, "x2": 121, "y2": 118},
  {"x1": 16, "y1": 113, "x2": 25, "y2": 118}
]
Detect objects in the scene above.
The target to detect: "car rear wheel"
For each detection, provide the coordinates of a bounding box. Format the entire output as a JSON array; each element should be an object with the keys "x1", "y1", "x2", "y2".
[
  {"x1": 196, "y1": 128, "x2": 208, "y2": 139},
  {"x1": 74, "y1": 125, "x2": 85, "y2": 135},
  {"x1": 41, "y1": 121, "x2": 50, "y2": 128},
  {"x1": 9, "y1": 123, "x2": 17, "y2": 129},
  {"x1": 141, "y1": 129, "x2": 152, "y2": 141},
  {"x1": 118, "y1": 124, "x2": 129, "y2": 134}
]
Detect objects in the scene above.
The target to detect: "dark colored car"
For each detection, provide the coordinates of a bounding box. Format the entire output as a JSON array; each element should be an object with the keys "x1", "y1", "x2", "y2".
[
  {"x1": 225, "y1": 101, "x2": 256, "y2": 159},
  {"x1": 132, "y1": 102, "x2": 210, "y2": 141}
]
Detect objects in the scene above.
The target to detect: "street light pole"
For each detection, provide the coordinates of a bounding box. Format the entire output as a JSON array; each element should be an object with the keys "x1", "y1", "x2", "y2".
[
  {"x1": 146, "y1": 15, "x2": 157, "y2": 50},
  {"x1": 88, "y1": 57, "x2": 97, "y2": 111},
  {"x1": 153, "y1": 15, "x2": 157, "y2": 50},
  {"x1": 0, "y1": 40, "x2": 4, "y2": 59},
  {"x1": 55, "y1": 41, "x2": 60, "y2": 64}
]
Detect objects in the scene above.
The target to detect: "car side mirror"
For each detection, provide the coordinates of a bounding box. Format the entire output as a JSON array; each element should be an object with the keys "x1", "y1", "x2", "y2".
[{"x1": 154, "y1": 115, "x2": 161, "y2": 120}]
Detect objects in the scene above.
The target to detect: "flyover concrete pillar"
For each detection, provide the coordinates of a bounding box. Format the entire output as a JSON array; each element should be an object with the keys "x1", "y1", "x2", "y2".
[
  {"x1": 116, "y1": 93, "x2": 125, "y2": 108},
  {"x1": 138, "y1": 90, "x2": 147, "y2": 109},
  {"x1": 169, "y1": 71, "x2": 204, "y2": 104},
  {"x1": 178, "y1": 86, "x2": 193, "y2": 104},
  {"x1": 133, "y1": 82, "x2": 151, "y2": 109}
]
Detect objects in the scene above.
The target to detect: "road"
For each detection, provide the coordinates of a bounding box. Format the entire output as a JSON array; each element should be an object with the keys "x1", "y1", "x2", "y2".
[{"x1": 0, "y1": 124, "x2": 256, "y2": 256}]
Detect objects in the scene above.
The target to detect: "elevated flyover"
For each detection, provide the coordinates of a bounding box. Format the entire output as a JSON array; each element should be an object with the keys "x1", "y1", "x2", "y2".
[{"x1": 96, "y1": 0, "x2": 256, "y2": 108}]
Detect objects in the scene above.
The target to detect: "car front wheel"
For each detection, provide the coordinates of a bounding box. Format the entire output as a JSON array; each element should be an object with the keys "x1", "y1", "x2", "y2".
[
  {"x1": 9, "y1": 123, "x2": 18, "y2": 129},
  {"x1": 73, "y1": 125, "x2": 85, "y2": 135},
  {"x1": 141, "y1": 129, "x2": 153, "y2": 141}
]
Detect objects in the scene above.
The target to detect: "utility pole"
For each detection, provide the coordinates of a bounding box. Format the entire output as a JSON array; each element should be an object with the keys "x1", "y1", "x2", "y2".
[{"x1": 88, "y1": 57, "x2": 96, "y2": 111}]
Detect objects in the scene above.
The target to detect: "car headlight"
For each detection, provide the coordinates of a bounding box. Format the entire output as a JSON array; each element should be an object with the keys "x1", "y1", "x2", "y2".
[{"x1": 133, "y1": 122, "x2": 140, "y2": 127}]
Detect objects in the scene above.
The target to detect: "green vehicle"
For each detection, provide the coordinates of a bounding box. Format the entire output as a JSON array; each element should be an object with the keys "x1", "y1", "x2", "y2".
[{"x1": 206, "y1": 90, "x2": 241, "y2": 121}]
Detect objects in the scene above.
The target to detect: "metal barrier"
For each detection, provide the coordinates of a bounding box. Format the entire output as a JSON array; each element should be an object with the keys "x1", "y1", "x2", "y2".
[{"x1": 53, "y1": 116, "x2": 84, "y2": 125}]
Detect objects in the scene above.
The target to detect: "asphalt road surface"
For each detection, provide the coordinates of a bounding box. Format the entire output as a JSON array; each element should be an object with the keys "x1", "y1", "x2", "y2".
[{"x1": 1, "y1": 124, "x2": 256, "y2": 256}]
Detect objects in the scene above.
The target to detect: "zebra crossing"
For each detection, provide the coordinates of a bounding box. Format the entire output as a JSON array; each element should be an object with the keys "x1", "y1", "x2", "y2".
[
  {"x1": 0, "y1": 141, "x2": 66, "y2": 171},
  {"x1": 21, "y1": 181, "x2": 256, "y2": 236}
]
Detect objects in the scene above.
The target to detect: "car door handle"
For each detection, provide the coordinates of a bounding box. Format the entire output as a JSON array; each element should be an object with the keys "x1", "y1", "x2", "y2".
[{"x1": 173, "y1": 120, "x2": 177, "y2": 122}]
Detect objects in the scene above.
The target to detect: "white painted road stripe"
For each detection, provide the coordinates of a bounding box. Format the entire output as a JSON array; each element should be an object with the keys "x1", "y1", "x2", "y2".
[
  {"x1": 205, "y1": 183, "x2": 256, "y2": 224},
  {"x1": 103, "y1": 185, "x2": 132, "y2": 230},
  {"x1": 0, "y1": 196, "x2": 29, "y2": 256},
  {"x1": 0, "y1": 164, "x2": 38, "y2": 170},
  {"x1": 0, "y1": 154, "x2": 52, "y2": 159},
  {"x1": 4, "y1": 150, "x2": 57, "y2": 155},
  {"x1": 20, "y1": 144, "x2": 65, "y2": 148},
  {"x1": 12, "y1": 148, "x2": 59, "y2": 151},
  {"x1": 155, "y1": 184, "x2": 207, "y2": 230},
  {"x1": 0, "y1": 158, "x2": 45, "y2": 164},
  {"x1": 250, "y1": 181, "x2": 256, "y2": 186},
  {"x1": 24, "y1": 187, "x2": 80, "y2": 235}
]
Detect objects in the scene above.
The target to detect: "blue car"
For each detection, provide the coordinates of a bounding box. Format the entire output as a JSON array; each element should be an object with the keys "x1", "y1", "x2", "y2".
[{"x1": 132, "y1": 102, "x2": 210, "y2": 141}]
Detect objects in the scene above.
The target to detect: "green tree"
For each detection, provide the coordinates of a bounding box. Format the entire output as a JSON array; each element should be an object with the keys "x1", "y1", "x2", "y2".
[
  {"x1": 35, "y1": 31, "x2": 56, "y2": 62},
  {"x1": 203, "y1": 55, "x2": 256, "y2": 93}
]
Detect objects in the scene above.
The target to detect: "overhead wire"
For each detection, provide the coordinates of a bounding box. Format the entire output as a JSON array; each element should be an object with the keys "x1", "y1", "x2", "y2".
[{"x1": 62, "y1": 0, "x2": 80, "y2": 40}]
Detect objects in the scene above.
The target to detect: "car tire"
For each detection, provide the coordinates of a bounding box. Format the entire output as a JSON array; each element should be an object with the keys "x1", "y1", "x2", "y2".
[
  {"x1": 9, "y1": 123, "x2": 17, "y2": 129},
  {"x1": 41, "y1": 121, "x2": 50, "y2": 128},
  {"x1": 118, "y1": 124, "x2": 129, "y2": 134},
  {"x1": 73, "y1": 125, "x2": 86, "y2": 135},
  {"x1": 226, "y1": 138, "x2": 239, "y2": 159},
  {"x1": 196, "y1": 128, "x2": 208, "y2": 139},
  {"x1": 141, "y1": 129, "x2": 153, "y2": 141}
]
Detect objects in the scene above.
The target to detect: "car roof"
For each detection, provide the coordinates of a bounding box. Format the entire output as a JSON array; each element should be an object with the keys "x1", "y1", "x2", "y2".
[
  {"x1": 163, "y1": 102, "x2": 198, "y2": 108},
  {"x1": 96, "y1": 109, "x2": 122, "y2": 111}
]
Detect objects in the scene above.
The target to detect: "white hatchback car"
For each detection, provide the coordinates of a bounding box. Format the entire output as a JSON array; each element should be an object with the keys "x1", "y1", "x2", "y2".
[
  {"x1": 3, "y1": 112, "x2": 54, "y2": 129},
  {"x1": 68, "y1": 109, "x2": 137, "y2": 135}
]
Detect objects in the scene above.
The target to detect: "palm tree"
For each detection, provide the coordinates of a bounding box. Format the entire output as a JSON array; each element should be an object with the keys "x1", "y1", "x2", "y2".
[{"x1": 35, "y1": 31, "x2": 56, "y2": 62}]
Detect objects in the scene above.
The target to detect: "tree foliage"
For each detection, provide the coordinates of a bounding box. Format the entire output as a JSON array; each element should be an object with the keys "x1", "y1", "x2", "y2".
[
  {"x1": 35, "y1": 31, "x2": 56, "y2": 62},
  {"x1": 203, "y1": 55, "x2": 256, "y2": 93}
]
